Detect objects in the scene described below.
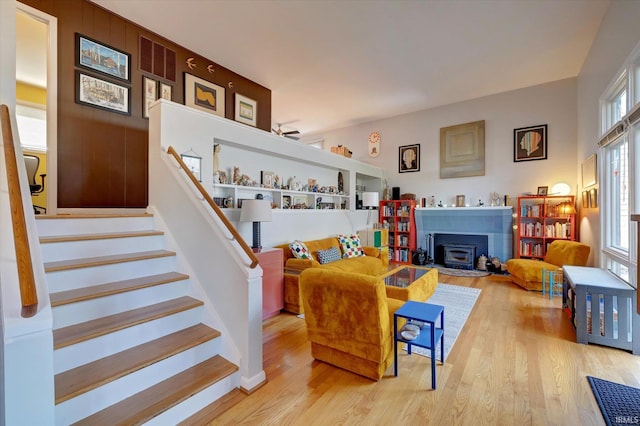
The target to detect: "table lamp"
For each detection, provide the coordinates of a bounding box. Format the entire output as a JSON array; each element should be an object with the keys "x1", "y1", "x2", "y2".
[
  {"x1": 240, "y1": 199, "x2": 272, "y2": 252},
  {"x1": 362, "y1": 191, "x2": 379, "y2": 226}
]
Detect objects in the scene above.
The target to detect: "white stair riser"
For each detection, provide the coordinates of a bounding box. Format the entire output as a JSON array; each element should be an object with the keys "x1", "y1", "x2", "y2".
[
  {"x1": 40, "y1": 235, "x2": 165, "y2": 263},
  {"x1": 144, "y1": 372, "x2": 240, "y2": 426},
  {"x1": 55, "y1": 339, "x2": 219, "y2": 425},
  {"x1": 36, "y1": 216, "x2": 155, "y2": 237},
  {"x1": 52, "y1": 280, "x2": 189, "y2": 329},
  {"x1": 54, "y1": 308, "x2": 204, "y2": 374},
  {"x1": 46, "y1": 256, "x2": 177, "y2": 292}
]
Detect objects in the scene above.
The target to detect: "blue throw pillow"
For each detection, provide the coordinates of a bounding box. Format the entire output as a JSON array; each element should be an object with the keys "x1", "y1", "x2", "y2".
[{"x1": 317, "y1": 246, "x2": 342, "y2": 264}]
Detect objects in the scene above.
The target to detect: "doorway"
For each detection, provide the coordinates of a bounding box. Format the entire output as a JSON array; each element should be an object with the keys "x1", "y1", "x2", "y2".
[{"x1": 15, "y1": 2, "x2": 57, "y2": 214}]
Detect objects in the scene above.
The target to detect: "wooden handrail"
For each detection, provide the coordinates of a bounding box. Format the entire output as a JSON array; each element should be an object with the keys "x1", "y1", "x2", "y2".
[
  {"x1": 1, "y1": 104, "x2": 38, "y2": 317},
  {"x1": 166, "y1": 146, "x2": 259, "y2": 269}
]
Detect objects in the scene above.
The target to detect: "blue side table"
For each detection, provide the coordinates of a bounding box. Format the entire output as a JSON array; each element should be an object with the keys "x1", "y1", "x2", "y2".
[{"x1": 394, "y1": 301, "x2": 444, "y2": 389}]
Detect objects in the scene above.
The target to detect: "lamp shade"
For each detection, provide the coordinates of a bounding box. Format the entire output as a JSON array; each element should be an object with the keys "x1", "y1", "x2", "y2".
[
  {"x1": 239, "y1": 199, "x2": 273, "y2": 222},
  {"x1": 362, "y1": 192, "x2": 379, "y2": 208}
]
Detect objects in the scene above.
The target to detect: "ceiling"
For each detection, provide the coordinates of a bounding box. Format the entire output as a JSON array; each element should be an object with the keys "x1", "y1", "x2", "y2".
[{"x1": 19, "y1": 0, "x2": 611, "y2": 137}]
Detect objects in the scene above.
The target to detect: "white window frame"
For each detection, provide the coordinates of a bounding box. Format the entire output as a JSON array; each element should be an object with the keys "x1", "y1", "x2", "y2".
[{"x1": 599, "y1": 42, "x2": 640, "y2": 288}]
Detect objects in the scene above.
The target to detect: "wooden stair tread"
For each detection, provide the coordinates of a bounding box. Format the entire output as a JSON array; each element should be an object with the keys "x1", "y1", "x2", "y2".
[
  {"x1": 73, "y1": 355, "x2": 238, "y2": 426},
  {"x1": 50, "y1": 272, "x2": 189, "y2": 307},
  {"x1": 40, "y1": 230, "x2": 164, "y2": 244},
  {"x1": 44, "y1": 250, "x2": 176, "y2": 272},
  {"x1": 55, "y1": 324, "x2": 221, "y2": 404},
  {"x1": 36, "y1": 213, "x2": 153, "y2": 220},
  {"x1": 53, "y1": 296, "x2": 203, "y2": 349}
]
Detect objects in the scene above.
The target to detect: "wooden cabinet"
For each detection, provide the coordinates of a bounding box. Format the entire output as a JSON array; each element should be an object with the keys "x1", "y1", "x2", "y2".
[
  {"x1": 379, "y1": 200, "x2": 417, "y2": 263},
  {"x1": 256, "y1": 248, "x2": 284, "y2": 319},
  {"x1": 516, "y1": 195, "x2": 576, "y2": 259}
]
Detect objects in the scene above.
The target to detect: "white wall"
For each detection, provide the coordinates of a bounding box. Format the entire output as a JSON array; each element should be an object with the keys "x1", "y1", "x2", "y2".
[
  {"x1": 577, "y1": 0, "x2": 640, "y2": 267},
  {"x1": 317, "y1": 78, "x2": 578, "y2": 208}
]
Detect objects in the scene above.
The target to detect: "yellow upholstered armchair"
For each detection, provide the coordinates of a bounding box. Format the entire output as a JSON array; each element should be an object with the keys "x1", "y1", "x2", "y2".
[
  {"x1": 506, "y1": 240, "x2": 591, "y2": 291},
  {"x1": 299, "y1": 268, "x2": 405, "y2": 381}
]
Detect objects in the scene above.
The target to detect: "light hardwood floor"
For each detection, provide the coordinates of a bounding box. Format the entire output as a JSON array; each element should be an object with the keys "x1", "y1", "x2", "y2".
[{"x1": 208, "y1": 273, "x2": 640, "y2": 425}]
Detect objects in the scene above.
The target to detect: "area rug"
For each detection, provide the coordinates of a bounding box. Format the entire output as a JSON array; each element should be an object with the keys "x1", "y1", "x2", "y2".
[
  {"x1": 587, "y1": 376, "x2": 640, "y2": 425},
  {"x1": 432, "y1": 265, "x2": 490, "y2": 278},
  {"x1": 405, "y1": 283, "x2": 481, "y2": 361}
]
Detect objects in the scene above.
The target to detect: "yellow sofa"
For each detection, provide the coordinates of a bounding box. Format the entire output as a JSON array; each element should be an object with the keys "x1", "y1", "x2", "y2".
[
  {"x1": 506, "y1": 240, "x2": 591, "y2": 291},
  {"x1": 299, "y1": 268, "x2": 405, "y2": 380},
  {"x1": 276, "y1": 236, "x2": 388, "y2": 313}
]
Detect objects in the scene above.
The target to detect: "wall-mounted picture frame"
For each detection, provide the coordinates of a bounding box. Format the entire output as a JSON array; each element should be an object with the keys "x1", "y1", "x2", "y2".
[
  {"x1": 582, "y1": 153, "x2": 597, "y2": 188},
  {"x1": 514, "y1": 124, "x2": 547, "y2": 162},
  {"x1": 399, "y1": 144, "x2": 420, "y2": 173},
  {"x1": 537, "y1": 186, "x2": 548, "y2": 196},
  {"x1": 76, "y1": 33, "x2": 130, "y2": 82},
  {"x1": 184, "y1": 73, "x2": 225, "y2": 117},
  {"x1": 159, "y1": 82, "x2": 172, "y2": 101},
  {"x1": 589, "y1": 188, "x2": 598, "y2": 208},
  {"x1": 143, "y1": 76, "x2": 157, "y2": 119},
  {"x1": 76, "y1": 71, "x2": 130, "y2": 115},
  {"x1": 180, "y1": 152, "x2": 202, "y2": 182},
  {"x1": 235, "y1": 93, "x2": 257, "y2": 127},
  {"x1": 261, "y1": 170, "x2": 275, "y2": 188},
  {"x1": 440, "y1": 120, "x2": 485, "y2": 178},
  {"x1": 582, "y1": 190, "x2": 589, "y2": 208}
]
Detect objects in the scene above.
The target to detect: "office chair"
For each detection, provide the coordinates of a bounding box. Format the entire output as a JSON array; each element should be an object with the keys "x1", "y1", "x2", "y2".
[{"x1": 24, "y1": 154, "x2": 46, "y2": 214}]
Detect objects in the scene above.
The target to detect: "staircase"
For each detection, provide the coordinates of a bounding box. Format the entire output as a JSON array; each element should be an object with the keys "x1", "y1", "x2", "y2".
[{"x1": 37, "y1": 214, "x2": 240, "y2": 425}]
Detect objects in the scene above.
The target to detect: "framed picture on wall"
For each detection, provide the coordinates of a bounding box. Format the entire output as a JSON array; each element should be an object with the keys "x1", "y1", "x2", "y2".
[
  {"x1": 398, "y1": 144, "x2": 420, "y2": 173},
  {"x1": 159, "y1": 82, "x2": 172, "y2": 101},
  {"x1": 235, "y1": 94, "x2": 257, "y2": 127},
  {"x1": 514, "y1": 124, "x2": 547, "y2": 162},
  {"x1": 180, "y1": 152, "x2": 202, "y2": 182},
  {"x1": 184, "y1": 73, "x2": 225, "y2": 117},
  {"x1": 142, "y1": 76, "x2": 157, "y2": 119},
  {"x1": 76, "y1": 33, "x2": 130, "y2": 82},
  {"x1": 582, "y1": 153, "x2": 597, "y2": 188},
  {"x1": 76, "y1": 71, "x2": 130, "y2": 115}
]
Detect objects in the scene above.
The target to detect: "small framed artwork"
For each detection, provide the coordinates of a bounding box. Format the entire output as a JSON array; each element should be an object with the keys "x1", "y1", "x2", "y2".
[
  {"x1": 537, "y1": 186, "x2": 548, "y2": 196},
  {"x1": 582, "y1": 191, "x2": 589, "y2": 208},
  {"x1": 159, "y1": 82, "x2": 172, "y2": 101},
  {"x1": 514, "y1": 124, "x2": 547, "y2": 162},
  {"x1": 76, "y1": 33, "x2": 130, "y2": 82},
  {"x1": 589, "y1": 188, "x2": 598, "y2": 208},
  {"x1": 293, "y1": 196, "x2": 308, "y2": 207},
  {"x1": 76, "y1": 71, "x2": 130, "y2": 115},
  {"x1": 143, "y1": 76, "x2": 157, "y2": 119},
  {"x1": 261, "y1": 171, "x2": 275, "y2": 188},
  {"x1": 282, "y1": 195, "x2": 291, "y2": 209},
  {"x1": 180, "y1": 152, "x2": 202, "y2": 182},
  {"x1": 235, "y1": 93, "x2": 257, "y2": 127},
  {"x1": 582, "y1": 153, "x2": 597, "y2": 188},
  {"x1": 184, "y1": 73, "x2": 225, "y2": 117},
  {"x1": 399, "y1": 144, "x2": 420, "y2": 173}
]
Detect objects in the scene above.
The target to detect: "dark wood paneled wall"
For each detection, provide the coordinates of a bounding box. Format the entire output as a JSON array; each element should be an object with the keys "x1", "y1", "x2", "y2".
[{"x1": 21, "y1": 0, "x2": 272, "y2": 208}]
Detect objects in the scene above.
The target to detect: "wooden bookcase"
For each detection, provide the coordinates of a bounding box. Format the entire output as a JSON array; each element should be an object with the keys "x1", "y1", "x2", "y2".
[
  {"x1": 379, "y1": 199, "x2": 417, "y2": 263},
  {"x1": 516, "y1": 195, "x2": 576, "y2": 259}
]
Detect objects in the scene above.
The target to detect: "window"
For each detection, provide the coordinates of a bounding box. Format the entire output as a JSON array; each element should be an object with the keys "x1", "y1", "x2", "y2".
[
  {"x1": 15, "y1": 103, "x2": 47, "y2": 152},
  {"x1": 599, "y1": 45, "x2": 640, "y2": 288}
]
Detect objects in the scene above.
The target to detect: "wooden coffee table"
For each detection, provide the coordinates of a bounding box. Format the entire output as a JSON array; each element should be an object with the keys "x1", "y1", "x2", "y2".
[{"x1": 381, "y1": 265, "x2": 438, "y2": 301}]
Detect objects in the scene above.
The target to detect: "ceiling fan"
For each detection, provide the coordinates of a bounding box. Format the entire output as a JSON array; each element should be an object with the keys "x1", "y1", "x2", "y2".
[{"x1": 272, "y1": 123, "x2": 300, "y2": 140}]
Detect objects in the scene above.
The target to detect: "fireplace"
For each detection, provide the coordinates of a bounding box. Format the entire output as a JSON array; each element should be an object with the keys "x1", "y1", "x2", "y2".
[
  {"x1": 414, "y1": 207, "x2": 513, "y2": 263},
  {"x1": 443, "y1": 243, "x2": 476, "y2": 269},
  {"x1": 433, "y1": 233, "x2": 488, "y2": 269}
]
